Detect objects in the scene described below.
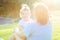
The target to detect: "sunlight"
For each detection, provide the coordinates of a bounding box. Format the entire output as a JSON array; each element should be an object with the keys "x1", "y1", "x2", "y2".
[{"x1": 53, "y1": 0, "x2": 60, "y2": 6}]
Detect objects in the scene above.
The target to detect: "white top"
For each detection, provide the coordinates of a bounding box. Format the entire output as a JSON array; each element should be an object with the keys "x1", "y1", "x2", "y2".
[{"x1": 18, "y1": 19, "x2": 34, "y2": 29}]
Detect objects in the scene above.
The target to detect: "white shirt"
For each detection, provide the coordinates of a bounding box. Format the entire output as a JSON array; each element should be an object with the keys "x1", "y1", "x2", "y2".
[{"x1": 18, "y1": 19, "x2": 34, "y2": 29}]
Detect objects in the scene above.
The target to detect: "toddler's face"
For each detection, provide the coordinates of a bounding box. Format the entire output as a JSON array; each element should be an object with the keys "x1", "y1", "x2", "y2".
[{"x1": 21, "y1": 10, "x2": 31, "y2": 20}]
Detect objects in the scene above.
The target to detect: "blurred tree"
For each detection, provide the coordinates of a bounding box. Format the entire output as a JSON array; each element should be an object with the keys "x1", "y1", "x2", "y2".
[
  {"x1": 0, "y1": 0, "x2": 39, "y2": 19},
  {"x1": 0, "y1": 0, "x2": 21, "y2": 18}
]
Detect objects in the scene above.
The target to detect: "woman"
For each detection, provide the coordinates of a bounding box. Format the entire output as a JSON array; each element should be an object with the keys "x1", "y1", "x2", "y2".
[{"x1": 20, "y1": 2, "x2": 52, "y2": 40}]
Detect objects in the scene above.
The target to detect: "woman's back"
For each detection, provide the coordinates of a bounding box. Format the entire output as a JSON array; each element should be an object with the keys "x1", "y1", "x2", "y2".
[{"x1": 23, "y1": 22, "x2": 52, "y2": 40}]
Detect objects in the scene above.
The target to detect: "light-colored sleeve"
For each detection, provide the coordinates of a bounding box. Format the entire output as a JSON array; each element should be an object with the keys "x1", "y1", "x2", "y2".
[
  {"x1": 23, "y1": 24, "x2": 33, "y2": 37},
  {"x1": 18, "y1": 20, "x2": 22, "y2": 26},
  {"x1": 18, "y1": 20, "x2": 24, "y2": 30}
]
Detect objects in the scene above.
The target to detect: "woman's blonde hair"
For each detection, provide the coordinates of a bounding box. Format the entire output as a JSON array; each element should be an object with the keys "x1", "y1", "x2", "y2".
[
  {"x1": 33, "y1": 2, "x2": 49, "y2": 14},
  {"x1": 32, "y1": 2, "x2": 50, "y2": 24}
]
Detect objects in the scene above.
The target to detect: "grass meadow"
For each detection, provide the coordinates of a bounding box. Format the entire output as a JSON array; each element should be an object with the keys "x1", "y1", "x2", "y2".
[
  {"x1": 0, "y1": 11, "x2": 60, "y2": 40},
  {"x1": 0, "y1": 22, "x2": 60, "y2": 40}
]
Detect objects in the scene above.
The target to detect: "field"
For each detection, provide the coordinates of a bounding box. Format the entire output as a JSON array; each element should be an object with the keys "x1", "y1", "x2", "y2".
[
  {"x1": 52, "y1": 22, "x2": 60, "y2": 40},
  {"x1": 0, "y1": 11, "x2": 60, "y2": 40},
  {"x1": 0, "y1": 23, "x2": 18, "y2": 40},
  {"x1": 52, "y1": 10, "x2": 60, "y2": 40},
  {"x1": 0, "y1": 22, "x2": 60, "y2": 40}
]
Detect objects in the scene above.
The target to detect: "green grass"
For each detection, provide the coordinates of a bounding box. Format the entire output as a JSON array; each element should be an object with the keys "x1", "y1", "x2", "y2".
[
  {"x1": 0, "y1": 23, "x2": 18, "y2": 40},
  {"x1": 52, "y1": 23, "x2": 60, "y2": 40},
  {"x1": 0, "y1": 29, "x2": 13, "y2": 40},
  {"x1": 0, "y1": 23, "x2": 60, "y2": 40}
]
